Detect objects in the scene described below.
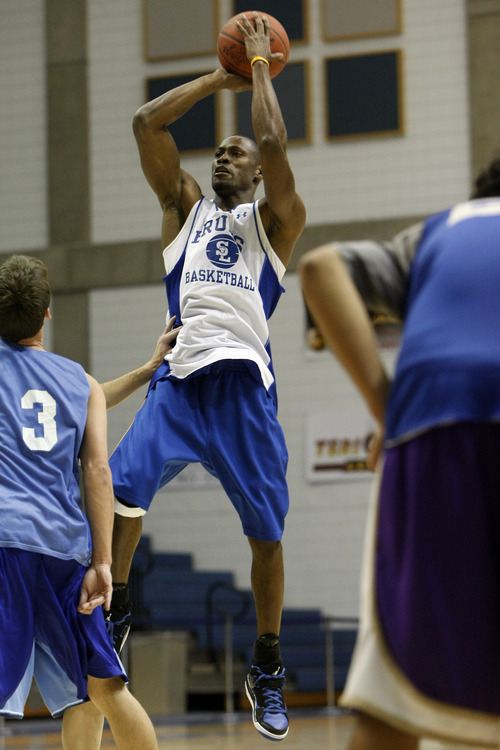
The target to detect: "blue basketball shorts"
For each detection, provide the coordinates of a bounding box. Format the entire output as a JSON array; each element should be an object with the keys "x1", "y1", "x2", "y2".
[
  {"x1": 109, "y1": 361, "x2": 289, "y2": 541},
  {"x1": 0, "y1": 548, "x2": 126, "y2": 718}
]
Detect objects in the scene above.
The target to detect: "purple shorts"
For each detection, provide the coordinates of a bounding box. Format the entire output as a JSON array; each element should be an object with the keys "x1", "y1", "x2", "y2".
[{"x1": 376, "y1": 422, "x2": 500, "y2": 714}]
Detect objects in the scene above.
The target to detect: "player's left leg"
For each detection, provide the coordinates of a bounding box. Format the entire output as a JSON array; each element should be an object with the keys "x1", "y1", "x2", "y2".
[
  {"x1": 86, "y1": 675, "x2": 159, "y2": 750},
  {"x1": 245, "y1": 537, "x2": 288, "y2": 741},
  {"x1": 206, "y1": 365, "x2": 290, "y2": 740},
  {"x1": 248, "y1": 537, "x2": 284, "y2": 638}
]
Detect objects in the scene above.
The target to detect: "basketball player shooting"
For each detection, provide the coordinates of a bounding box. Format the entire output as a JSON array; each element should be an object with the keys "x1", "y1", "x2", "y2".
[{"x1": 105, "y1": 11, "x2": 305, "y2": 742}]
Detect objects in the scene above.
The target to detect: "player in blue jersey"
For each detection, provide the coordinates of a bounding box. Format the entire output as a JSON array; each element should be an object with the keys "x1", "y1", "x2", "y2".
[
  {"x1": 299, "y1": 156, "x2": 500, "y2": 749},
  {"x1": 105, "y1": 12, "x2": 305, "y2": 741},
  {"x1": 0, "y1": 254, "x2": 160, "y2": 750}
]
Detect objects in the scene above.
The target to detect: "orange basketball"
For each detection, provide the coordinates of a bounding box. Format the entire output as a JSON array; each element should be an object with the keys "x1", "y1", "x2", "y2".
[{"x1": 217, "y1": 10, "x2": 289, "y2": 81}]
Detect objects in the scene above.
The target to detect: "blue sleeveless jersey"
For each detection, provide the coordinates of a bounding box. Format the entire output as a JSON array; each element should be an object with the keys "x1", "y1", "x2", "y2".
[
  {"x1": 0, "y1": 340, "x2": 91, "y2": 564},
  {"x1": 386, "y1": 199, "x2": 500, "y2": 443}
]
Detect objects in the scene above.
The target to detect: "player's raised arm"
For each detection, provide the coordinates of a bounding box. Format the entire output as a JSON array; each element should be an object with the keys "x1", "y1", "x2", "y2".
[
  {"x1": 133, "y1": 70, "x2": 251, "y2": 247},
  {"x1": 237, "y1": 12, "x2": 306, "y2": 266}
]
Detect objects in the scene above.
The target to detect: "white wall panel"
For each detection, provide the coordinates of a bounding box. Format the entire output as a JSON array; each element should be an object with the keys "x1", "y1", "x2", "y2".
[
  {"x1": 0, "y1": 1, "x2": 47, "y2": 253},
  {"x1": 89, "y1": 282, "x2": 169, "y2": 450}
]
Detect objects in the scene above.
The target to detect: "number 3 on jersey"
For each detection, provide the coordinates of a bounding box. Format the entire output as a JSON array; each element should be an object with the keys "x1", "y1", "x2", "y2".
[{"x1": 21, "y1": 389, "x2": 57, "y2": 451}]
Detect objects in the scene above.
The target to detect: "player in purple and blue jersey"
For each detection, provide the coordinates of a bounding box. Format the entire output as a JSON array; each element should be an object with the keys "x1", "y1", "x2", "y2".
[{"x1": 300, "y1": 157, "x2": 500, "y2": 749}]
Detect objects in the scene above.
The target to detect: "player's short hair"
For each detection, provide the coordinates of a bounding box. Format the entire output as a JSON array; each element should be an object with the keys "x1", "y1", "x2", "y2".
[
  {"x1": 0, "y1": 255, "x2": 51, "y2": 342},
  {"x1": 471, "y1": 156, "x2": 500, "y2": 199}
]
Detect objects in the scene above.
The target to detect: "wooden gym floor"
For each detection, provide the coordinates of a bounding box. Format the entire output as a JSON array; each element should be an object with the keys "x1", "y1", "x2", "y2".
[{"x1": 0, "y1": 710, "x2": 492, "y2": 750}]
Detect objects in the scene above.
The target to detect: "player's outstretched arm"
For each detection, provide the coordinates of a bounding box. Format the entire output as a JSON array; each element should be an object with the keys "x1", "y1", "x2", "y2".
[
  {"x1": 133, "y1": 69, "x2": 250, "y2": 248},
  {"x1": 100, "y1": 316, "x2": 180, "y2": 410},
  {"x1": 78, "y1": 376, "x2": 114, "y2": 612}
]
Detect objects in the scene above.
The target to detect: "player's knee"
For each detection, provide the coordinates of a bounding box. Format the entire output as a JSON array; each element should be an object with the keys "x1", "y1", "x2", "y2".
[
  {"x1": 87, "y1": 675, "x2": 126, "y2": 712},
  {"x1": 248, "y1": 537, "x2": 282, "y2": 560}
]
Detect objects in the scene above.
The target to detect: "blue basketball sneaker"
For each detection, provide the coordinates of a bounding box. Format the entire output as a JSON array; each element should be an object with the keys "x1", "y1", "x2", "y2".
[{"x1": 245, "y1": 661, "x2": 289, "y2": 741}]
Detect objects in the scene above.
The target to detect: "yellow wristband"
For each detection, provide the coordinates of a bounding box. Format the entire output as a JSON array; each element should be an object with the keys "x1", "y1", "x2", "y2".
[{"x1": 250, "y1": 56, "x2": 270, "y2": 68}]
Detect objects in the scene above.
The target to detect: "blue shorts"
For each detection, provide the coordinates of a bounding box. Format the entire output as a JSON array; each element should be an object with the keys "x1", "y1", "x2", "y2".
[
  {"x1": 109, "y1": 361, "x2": 289, "y2": 541},
  {"x1": 0, "y1": 549, "x2": 126, "y2": 718}
]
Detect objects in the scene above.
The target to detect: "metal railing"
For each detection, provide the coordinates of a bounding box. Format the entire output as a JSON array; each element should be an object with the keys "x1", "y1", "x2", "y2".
[{"x1": 205, "y1": 581, "x2": 251, "y2": 718}]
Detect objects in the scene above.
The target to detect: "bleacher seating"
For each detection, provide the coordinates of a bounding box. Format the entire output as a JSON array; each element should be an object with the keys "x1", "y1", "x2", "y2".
[{"x1": 129, "y1": 536, "x2": 357, "y2": 701}]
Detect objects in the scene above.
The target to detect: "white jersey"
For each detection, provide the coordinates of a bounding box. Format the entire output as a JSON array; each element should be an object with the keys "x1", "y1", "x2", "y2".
[{"x1": 162, "y1": 197, "x2": 286, "y2": 391}]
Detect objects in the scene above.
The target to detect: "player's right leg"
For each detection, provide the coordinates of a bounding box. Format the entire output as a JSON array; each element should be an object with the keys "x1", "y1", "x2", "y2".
[
  {"x1": 207, "y1": 366, "x2": 290, "y2": 740},
  {"x1": 86, "y1": 675, "x2": 159, "y2": 750},
  {"x1": 105, "y1": 376, "x2": 204, "y2": 652}
]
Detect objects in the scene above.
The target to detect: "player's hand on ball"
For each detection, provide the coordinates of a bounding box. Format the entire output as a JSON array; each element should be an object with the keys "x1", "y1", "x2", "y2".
[
  {"x1": 218, "y1": 68, "x2": 253, "y2": 92},
  {"x1": 217, "y1": 10, "x2": 289, "y2": 80},
  {"x1": 236, "y1": 13, "x2": 281, "y2": 67}
]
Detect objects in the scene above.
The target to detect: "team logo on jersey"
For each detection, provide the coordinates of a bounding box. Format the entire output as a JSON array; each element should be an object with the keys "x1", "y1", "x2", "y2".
[{"x1": 206, "y1": 234, "x2": 241, "y2": 268}]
